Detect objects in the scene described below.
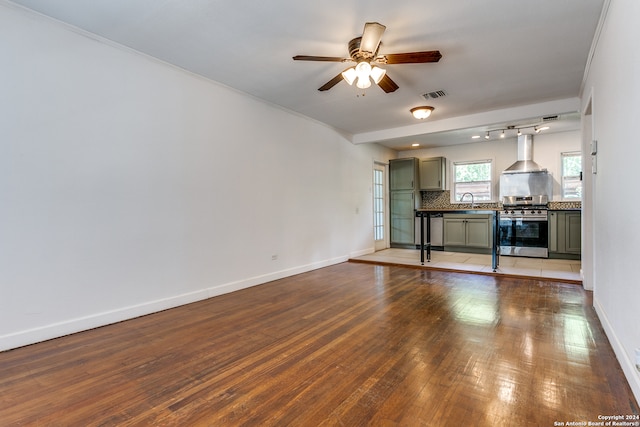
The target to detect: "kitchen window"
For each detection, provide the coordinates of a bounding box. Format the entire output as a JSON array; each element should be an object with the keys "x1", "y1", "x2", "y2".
[
  {"x1": 561, "y1": 152, "x2": 582, "y2": 199},
  {"x1": 452, "y1": 159, "x2": 493, "y2": 203}
]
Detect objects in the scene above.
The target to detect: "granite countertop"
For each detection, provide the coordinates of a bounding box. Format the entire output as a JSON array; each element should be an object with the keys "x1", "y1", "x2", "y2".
[
  {"x1": 417, "y1": 207, "x2": 582, "y2": 212},
  {"x1": 416, "y1": 208, "x2": 500, "y2": 212},
  {"x1": 419, "y1": 191, "x2": 582, "y2": 212}
]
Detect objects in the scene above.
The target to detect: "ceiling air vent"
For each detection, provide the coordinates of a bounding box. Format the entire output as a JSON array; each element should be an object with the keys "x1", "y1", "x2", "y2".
[
  {"x1": 422, "y1": 90, "x2": 447, "y2": 100},
  {"x1": 542, "y1": 115, "x2": 559, "y2": 122}
]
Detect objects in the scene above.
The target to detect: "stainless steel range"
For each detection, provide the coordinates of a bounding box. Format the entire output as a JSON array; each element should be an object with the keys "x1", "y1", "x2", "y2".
[
  {"x1": 498, "y1": 135, "x2": 552, "y2": 258},
  {"x1": 499, "y1": 196, "x2": 549, "y2": 258},
  {"x1": 499, "y1": 135, "x2": 553, "y2": 258}
]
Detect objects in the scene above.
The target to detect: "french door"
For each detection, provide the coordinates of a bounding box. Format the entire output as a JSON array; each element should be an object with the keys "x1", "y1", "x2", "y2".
[{"x1": 373, "y1": 162, "x2": 388, "y2": 251}]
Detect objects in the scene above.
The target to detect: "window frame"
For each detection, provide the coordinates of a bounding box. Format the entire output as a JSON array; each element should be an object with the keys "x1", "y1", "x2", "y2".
[
  {"x1": 450, "y1": 158, "x2": 495, "y2": 204},
  {"x1": 561, "y1": 151, "x2": 582, "y2": 200}
]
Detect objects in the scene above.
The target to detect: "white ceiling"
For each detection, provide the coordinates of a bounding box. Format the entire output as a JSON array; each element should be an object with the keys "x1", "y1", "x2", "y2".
[{"x1": 9, "y1": 0, "x2": 604, "y2": 150}]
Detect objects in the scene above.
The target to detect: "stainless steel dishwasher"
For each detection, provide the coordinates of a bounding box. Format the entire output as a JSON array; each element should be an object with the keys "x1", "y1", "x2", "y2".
[
  {"x1": 415, "y1": 213, "x2": 443, "y2": 247},
  {"x1": 429, "y1": 214, "x2": 443, "y2": 246}
]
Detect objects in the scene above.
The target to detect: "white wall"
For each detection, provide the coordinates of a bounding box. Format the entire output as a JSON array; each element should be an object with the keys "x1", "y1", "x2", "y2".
[
  {"x1": 581, "y1": 0, "x2": 640, "y2": 402},
  {"x1": 0, "y1": 3, "x2": 395, "y2": 350},
  {"x1": 399, "y1": 130, "x2": 581, "y2": 202}
]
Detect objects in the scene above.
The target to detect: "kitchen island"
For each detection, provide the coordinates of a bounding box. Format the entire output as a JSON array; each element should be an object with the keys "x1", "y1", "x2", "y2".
[{"x1": 416, "y1": 208, "x2": 501, "y2": 271}]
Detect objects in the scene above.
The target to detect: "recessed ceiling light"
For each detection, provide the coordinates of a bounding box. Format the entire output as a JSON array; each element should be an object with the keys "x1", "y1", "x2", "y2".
[
  {"x1": 472, "y1": 135, "x2": 481, "y2": 139},
  {"x1": 412, "y1": 143, "x2": 420, "y2": 147}
]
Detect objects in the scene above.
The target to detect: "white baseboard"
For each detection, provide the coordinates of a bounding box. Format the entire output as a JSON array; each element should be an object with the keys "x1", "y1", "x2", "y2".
[
  {"x1": 594, "y1": 296, "x2": 640, "y2": 404},
  {"x1": 0, "y1": 255, "x2": 348, "y2": 352},
  {"x1": 349, "y1": 247, "x2": 375, "y2": 258}
]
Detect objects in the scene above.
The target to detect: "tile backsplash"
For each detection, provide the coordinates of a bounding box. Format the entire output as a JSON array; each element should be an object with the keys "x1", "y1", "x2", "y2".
[
  {"x1": 547, "y1": 200, "x2": 582, "y2": 210},
  {"x1": 421, "y1": 190, "x2": 581, "y2": 210},
  {"x1": 421, "y1": 190, "x2": 499, "y2": 210}
]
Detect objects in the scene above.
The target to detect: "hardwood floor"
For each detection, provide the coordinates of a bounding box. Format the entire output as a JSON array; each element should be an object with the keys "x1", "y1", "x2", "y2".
[{"x1": 1, "y1": 262, "x2": 637, "y2": 426}]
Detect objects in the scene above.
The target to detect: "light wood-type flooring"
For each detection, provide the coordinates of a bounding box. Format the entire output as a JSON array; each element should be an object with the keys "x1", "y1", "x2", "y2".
[{"x1": 0, "y1": 262, "x2": 637, "y2": 425}]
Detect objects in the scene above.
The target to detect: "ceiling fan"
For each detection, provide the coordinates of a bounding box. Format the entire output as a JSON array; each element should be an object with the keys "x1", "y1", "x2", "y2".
[{"x1": 293, "y1": 22, "x2": 442, "y2": 93}]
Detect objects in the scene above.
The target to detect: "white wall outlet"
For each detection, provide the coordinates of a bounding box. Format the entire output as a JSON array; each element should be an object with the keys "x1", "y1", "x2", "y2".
[{"x1": 271, "y1": 254, "x2": 278, "y2": 261}]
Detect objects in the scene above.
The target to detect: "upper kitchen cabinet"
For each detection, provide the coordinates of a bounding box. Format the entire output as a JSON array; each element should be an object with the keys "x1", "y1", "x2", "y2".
[
  {"x1": 420, "y1": 157, "x2": 446, "y2": 191},
  {"x1": 390, "y1": 158, "x2": 419, "y2": 191}
]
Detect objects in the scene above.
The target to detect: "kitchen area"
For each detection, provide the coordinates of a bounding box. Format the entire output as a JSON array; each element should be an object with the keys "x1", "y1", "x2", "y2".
[{"x1": 355, "y1": 129, "x2": 583, "y2": 283}]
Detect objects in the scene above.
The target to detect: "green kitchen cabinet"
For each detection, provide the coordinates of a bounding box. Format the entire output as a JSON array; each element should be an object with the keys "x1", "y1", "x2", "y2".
[
  {"x1": 419, "y1": 157, "x2": 446, "y2": 191},
  {"x1": 390, "y1": 158, "x2": 419, "y2": 191},
  {"x1": 390, "y1": 191, "x2": 417, "y2": 246},
  {"x1": 443, "y1": 217, "x2": 466, "y2": 246},
  {"x1": 389, "y1": 158, "x2": 420, "y2": 248},
  {"x1": 549, "y1": 211, "x2": 581, "y2": 259},
  {"x1": 443, "y1": 214, "x2": 492, "y2": 253}
]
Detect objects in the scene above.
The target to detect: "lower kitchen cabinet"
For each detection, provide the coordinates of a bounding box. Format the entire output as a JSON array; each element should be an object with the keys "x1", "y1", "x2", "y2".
[
  {"x1": 390, "y1": 190, "x2": 418, "y2": 247},
  {"x1": 549, "y1": 211, "x2": 581, "y2": 259},
  {"x1": 443, "y1": 214, "x2": 492, "y2": 253}
]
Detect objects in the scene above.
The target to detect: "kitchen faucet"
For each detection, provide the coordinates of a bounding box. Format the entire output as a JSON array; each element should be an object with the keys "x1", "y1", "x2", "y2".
[{"x1": 460, "y1": 192, "x2": 475, "y2": 208}]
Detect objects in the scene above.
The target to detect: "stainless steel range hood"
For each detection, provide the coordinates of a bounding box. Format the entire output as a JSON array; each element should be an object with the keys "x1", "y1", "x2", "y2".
[
  {"x1": 499, "y1": 134, "x2": 552, "y2": 201},
  {"x1": 503, "y1": 134, "x2": 546, "y2": 173}
]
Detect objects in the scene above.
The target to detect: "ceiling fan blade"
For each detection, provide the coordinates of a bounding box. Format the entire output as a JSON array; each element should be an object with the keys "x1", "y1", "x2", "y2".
[
  {"x1": 318, "y1": 72, "x2": 346, "y2": 91},
  {"x1": 382, "y1": 51, "x2": 443, "y2": 64},
  {"x1": 377, "y1": 74, "x2": 399, "y2": 93},
  {"x1": 359, "y1": 22, "x2": 386, "y2": 55},
  {"x1": 293, "y1": 55, "x2": 349, "y2": 62}
]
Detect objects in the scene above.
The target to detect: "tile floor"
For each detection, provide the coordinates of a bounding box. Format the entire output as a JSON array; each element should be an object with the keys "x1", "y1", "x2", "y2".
[{"x1": 352, "y1": 248, "x2": 582, "y2": 283}]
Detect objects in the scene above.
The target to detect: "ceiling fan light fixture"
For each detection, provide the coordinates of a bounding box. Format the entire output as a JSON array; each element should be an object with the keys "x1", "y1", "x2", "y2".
[
  {"x1": 410, "y1": 106, "x2": 434, "y2": 119},
  {"x1": 341, "y1": 67, "x2": 357, "y2": 85},
  {"x1": 355, "y1": 61, "x2": 372, "y2": 77},
  {"x1": 294, "y1": 22, "x2": 442, "y2": 93},
  {"x1": 370, "y1": 66, "x2": 386, "y2": 84},
  {"x1": 356, "y1": 76, "x2": 372, "y2": 89}
]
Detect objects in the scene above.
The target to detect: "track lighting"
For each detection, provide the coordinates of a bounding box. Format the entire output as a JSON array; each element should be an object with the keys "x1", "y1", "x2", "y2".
[{"x1": 480, "y1": 124, "x2": 550, "y2": 140}]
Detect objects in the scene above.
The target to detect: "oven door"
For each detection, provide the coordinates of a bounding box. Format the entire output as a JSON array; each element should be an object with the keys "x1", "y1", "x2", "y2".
[{"x1": 499, "y1": 216, "x2": 548, "y2": 258}]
